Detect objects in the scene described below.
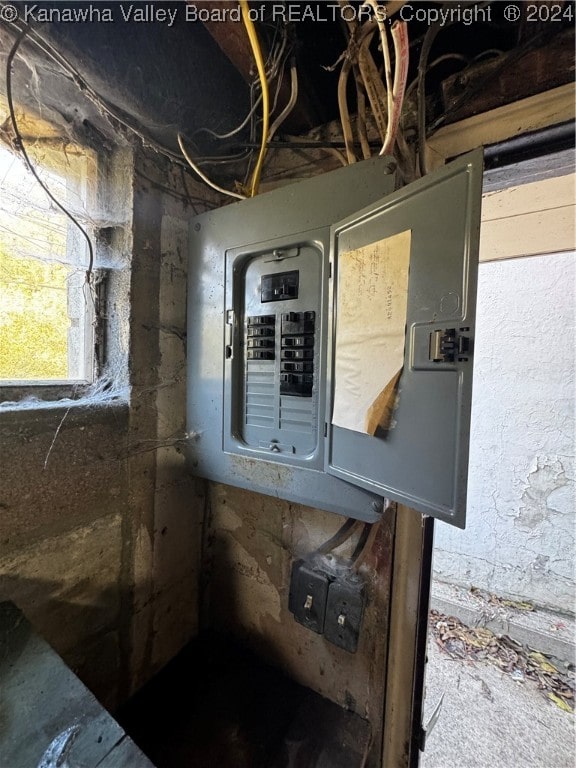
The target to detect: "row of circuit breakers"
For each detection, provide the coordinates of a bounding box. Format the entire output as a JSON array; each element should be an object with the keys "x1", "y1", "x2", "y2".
[
  {"x1": 187, "y1": 152, "x2": 483, "y2": 528},
  {"x1": 248, "y1": 298, "x2": 315, "y2": 398}
]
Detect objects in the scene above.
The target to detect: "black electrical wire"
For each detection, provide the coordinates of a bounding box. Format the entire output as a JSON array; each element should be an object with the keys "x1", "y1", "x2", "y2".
[
  {"x1": 179, "y1": 166, "x2": 200, "y2": 214},
  {"x1": 5, "y1": 28, "x2": 95, "y2": 283},
  {"x1": 405, "y1": 53, "x2": 470, "y2": 103},
  {"x1": 133, "y1": 167, "x2": 214, "y2": 210},
  {"x1": 350, "y1": 523, "x2": 372, "y2": 565},
  {"x1": 238, "y1": 140, "x2": 384, "y2": 150},
  {"x1": 315, "y1": 518, "x2": 359, "y2": 555},
  {"x1": 416, "y1": 16, "x2": 444, "y2": 177}
]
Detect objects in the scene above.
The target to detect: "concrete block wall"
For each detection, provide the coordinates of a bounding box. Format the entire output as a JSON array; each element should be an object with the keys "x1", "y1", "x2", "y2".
[{"x1": 0, "y1": 150, "x2": 207, "y2": 709}]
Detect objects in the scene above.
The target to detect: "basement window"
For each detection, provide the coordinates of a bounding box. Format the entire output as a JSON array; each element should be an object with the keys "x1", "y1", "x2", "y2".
[{"x1": 0, "y1": 139, "x2": 98, "y2": 387}]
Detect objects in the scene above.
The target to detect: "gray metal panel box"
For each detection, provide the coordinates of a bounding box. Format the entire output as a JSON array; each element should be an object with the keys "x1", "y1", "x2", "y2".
[{"x1": 187, "y1": 151, "x2": 482, "y2": 527}]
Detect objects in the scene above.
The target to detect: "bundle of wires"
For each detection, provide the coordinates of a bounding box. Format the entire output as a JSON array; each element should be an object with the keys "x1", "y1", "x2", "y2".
[
  {"x1": 179, "y1": 3, "x2": 298, "y2": 201},
  {"x1": 336, "y1": 0, "x2": 410, "y2": 167},
  {"x1": 1, "y1": 7, "x2": 292, "y2": 203}
]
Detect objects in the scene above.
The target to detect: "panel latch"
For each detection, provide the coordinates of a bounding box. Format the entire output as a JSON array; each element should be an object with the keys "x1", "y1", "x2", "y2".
[{"x1": 429, "y1": 327, "x2": 471, "y2": 363}]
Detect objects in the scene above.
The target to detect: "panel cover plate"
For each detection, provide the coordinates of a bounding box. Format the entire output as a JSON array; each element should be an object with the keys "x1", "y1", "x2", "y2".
[{"x1": 325, "y1": 150, "x2": 483, "y2": 527}]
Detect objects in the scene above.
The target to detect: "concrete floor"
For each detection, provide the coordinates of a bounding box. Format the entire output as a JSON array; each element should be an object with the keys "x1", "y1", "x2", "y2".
[{"x1": 421, "y1": 638, "x2": 575, "y2": 768}]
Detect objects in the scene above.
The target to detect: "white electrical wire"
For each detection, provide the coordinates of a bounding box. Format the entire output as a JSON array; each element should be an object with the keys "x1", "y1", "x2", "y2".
[
  {"x1": 381, "y1": 20, "x2": 409, "y2": 156},
  {"x1": 177, "y1": 133, "x2": 246, "y2": 201},
  {"x1": 193, "y1": 23, "x2": 288, "y2": 143},
  {"x1": 199, "y1": 90, "x2": 263, "y2": 141},
  {"x1": 337, "y1": 54, "x2": 357, "y2": 164},
  {"x1": 362, "y1": 0, "x2": 394, "y2": 152},
  {"x1": 268, "y1": 62, "x2": 298, "y2": 141}
]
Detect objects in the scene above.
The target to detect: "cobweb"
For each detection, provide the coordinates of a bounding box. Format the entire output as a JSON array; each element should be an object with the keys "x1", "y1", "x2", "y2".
[{"x1": 0, "y1": 25, "x2": 134, "y2": 395}]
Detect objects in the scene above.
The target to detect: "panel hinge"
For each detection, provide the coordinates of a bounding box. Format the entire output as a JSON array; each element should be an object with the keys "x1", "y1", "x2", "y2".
[
  {"x1": 428, "y1": 327, "x2": 472, "y2": 363},
  {"x1": 419, "y1": 692, "x2": 444, "y2": 751}
]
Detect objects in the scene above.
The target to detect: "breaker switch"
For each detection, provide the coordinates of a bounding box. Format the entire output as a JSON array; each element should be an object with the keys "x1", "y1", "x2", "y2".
[
  {"x1": 247, "y1": 338, "x2": 275, "y2": 349},
  {"x1": 248, "y1": 315, "x2": 275, "y2": 325},
  {"x1": 248, "y1": 326, "x2": 274, "y2": 337},
  {"x1": 281, "y1": 311, "x2": 315, "y2": 335},
  {"x1": 283, "y1": 349, "x2": 314, "y2": 360},
  {"x1": 274, "y1": 284, "x2": 296, "y2": 299},
  {"x1": 261, "y1": 270, "x2": 299, "y2": 303},
  {"x1": 281, "y1": 362, "x2": 313, "y2": 373},
  {"x1": 280, "y1": 308, "x2": 316, "y2": 396},
  {"x1": 283, "y1": 336, "x2": 314, "y2": 348},
  {"x1": 246, "y1": 314, "x2": 276, "y2": 361},
  {"x1": 247, "y1": 349, "x2": 275, "y2": 360}
]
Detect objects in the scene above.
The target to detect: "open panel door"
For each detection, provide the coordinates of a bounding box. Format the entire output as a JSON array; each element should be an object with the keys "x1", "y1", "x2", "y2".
[{"x1": 326, "y1": 150, "x2": 483, "y2": 528}]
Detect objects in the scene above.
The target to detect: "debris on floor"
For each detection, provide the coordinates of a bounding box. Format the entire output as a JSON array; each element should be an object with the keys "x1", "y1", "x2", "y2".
[
  {"x1": 470, "y1": 586, "x2": 535, "y2": 612},
  {"x1": 429, "y1": 610, "x2": 575, "y2": 712}
]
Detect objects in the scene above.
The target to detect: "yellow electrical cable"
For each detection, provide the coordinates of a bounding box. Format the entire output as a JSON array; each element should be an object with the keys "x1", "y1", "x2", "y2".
[{"x1": 240, "y1": 0, "x2": 269, "y2": 197}]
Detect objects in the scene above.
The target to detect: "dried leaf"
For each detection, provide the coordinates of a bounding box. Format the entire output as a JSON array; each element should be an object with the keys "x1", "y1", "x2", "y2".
[
  {"x1": 429, "y1": 610, "x2": 575, "y2": 708},
  {"x1": 502, "y1": 599, "x2": 534, "y2": 611},
  {"x1": 548, "y1": 693, "x2": 574, "y2": 713},
  {"x1": 529, "y1": 652, "x2": 559, "y2": 675}
]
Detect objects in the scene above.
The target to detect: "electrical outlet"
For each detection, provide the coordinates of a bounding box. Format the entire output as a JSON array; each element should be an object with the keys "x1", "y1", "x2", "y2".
[
  {"x1": 288, "y1": 560, "x2": 330, "y2": 633},
  {"x1": 324, "y1": 577, "x2": 365, "y2": 653}
]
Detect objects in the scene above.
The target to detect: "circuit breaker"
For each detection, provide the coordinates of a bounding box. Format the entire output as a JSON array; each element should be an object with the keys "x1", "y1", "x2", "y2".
[{"x1": 187, "y1": 151, "x2": 483, "y2": 528}]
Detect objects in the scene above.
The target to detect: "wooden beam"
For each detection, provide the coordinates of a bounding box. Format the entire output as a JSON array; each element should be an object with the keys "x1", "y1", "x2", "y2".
[
  {"x1": 192, "y1": 1, "x2": 255, "y2": 82},
  {"x1": 382, "y1": 510, "x2": 434, "y2": 768},
  {"x1": 440, "y1": 28, "x2": 574, "y2": 124},
  {"x1": 192, "y1": 0, "x2": 316, "y2": 132},
  {"x1": 427, "y1": 83, "x2": 575, "y2": 168}
]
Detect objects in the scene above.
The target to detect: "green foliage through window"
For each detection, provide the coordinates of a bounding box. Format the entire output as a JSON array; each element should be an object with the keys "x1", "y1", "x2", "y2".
[
  {"x1": 0, "y1": 139, "x2": 91, "y2": 382},
  {"x1": 0, "y1": 249, "x2": 70, "y2": 380}
]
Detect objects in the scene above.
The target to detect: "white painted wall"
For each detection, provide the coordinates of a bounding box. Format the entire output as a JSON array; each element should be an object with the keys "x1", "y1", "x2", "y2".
[{"x1": 434, "y1": 252, "x2": 575, "y2": 615}]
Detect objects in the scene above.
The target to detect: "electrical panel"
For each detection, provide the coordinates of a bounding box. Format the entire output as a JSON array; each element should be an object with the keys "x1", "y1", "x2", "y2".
[{"x1": 187, "y1": 151, "x2": 483, "y2": 528}]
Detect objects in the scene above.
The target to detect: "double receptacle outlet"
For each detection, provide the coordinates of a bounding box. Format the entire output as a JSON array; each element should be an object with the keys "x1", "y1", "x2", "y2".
[{"x1": 288, "y1": 559, "x2": 366, "y2": 653}]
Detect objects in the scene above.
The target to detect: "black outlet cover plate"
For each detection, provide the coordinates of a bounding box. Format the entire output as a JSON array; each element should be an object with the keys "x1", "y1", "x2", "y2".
[
  {"x1": 324, "y1": 579, "x2": 365, "y2": 653},
  {"x1": 288, "y1": 560, "x2": 330, "y2": 634}
]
